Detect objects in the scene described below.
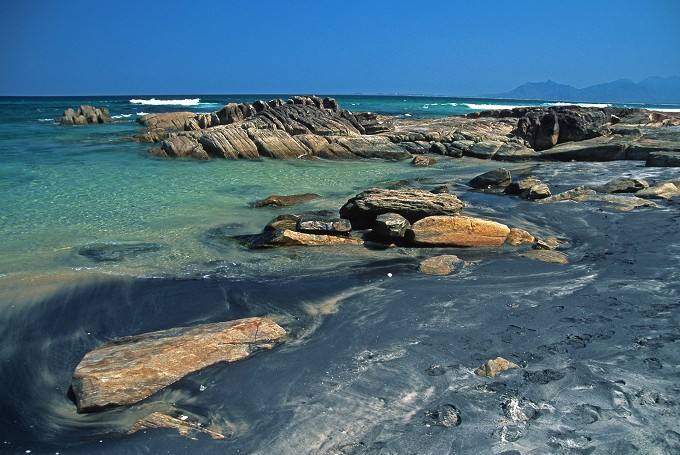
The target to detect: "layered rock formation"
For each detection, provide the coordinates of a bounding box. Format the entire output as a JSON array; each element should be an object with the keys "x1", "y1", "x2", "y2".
[
  {"x1": 71, "y1": 317, "x2": 286, "y2": 413},
  {"x1": 57, "y1": 105, "x2": 113, "y2": 125},
  {"x1": 133, "y1": 96, "x2": 680, "y2": 166}
]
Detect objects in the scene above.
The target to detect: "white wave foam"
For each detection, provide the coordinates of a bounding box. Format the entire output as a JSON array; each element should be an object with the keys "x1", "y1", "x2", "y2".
[
  {"x1": 111, "y1": 114, "x2": 133, "y2": 119},
  {"x1": 136, "y1": 112, "x2": 150, "y2": 116},
  {"x1": 38, "y1": 118, "x2": 55, "y2": 122},
  {"x1": 652, "y1": 107, "x2": 680, "y2": 112},
  {"x1": 551, "y1": 101, "x2": 611, "y2": 108},
  {"x1": 129, "y1": 98, "x2": 200, "y2": 106},
  {"x1": 463, "y1": 103, "x2": 529, "y2": 110}
]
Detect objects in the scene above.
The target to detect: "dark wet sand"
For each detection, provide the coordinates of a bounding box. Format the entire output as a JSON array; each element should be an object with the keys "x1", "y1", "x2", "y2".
[{"x1": 0, "y1": 161, "x2": 679, "y2": 455}]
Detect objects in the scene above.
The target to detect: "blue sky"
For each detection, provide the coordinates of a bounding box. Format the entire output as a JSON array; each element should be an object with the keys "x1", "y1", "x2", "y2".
[{"x1": 1, "y1": 0, "x2": 679, "y2": 96}]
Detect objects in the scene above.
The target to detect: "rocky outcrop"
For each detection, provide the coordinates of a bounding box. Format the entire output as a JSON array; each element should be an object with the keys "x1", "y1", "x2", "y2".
[
  {"x1": 57, "y1": 105, "x2": 113, "y2": 125},
  {"x1": 137, "y1": 112, "x2": 197, "y2": 130},
  {"x1": 408, "y1": 215, "x2": 511, "y2": 247},
  {"x1": 339, "y1": 188, "x2": 467, "y2": 229},
  {"x1": 71, "y1": 317, "x2": 286, "y2": 413}
]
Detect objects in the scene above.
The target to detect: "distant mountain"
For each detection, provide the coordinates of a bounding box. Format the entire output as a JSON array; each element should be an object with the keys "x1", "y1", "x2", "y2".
[{"x1": 485, "y1": 76, "x2": 680, "y2": 104}]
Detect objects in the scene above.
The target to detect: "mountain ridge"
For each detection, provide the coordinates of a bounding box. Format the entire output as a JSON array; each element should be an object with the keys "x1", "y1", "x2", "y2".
[{"x1": 483, "y1": 76, "x2": 680, "y2": 104}]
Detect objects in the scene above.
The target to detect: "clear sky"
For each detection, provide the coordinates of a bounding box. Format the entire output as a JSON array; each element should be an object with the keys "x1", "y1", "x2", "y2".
[{"x1": 1, "y1": 0, "x2": 679, "y2": 96}]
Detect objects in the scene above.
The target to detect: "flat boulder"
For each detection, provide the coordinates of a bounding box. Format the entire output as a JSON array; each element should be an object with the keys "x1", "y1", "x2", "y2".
[
  {"x1": 339, "y1": 188, "x2": 467, "y2": 229},
  {"x1": 646, "y1": 151, "x2": 680, "y2": 167},
  {"x1": 71, "y1": 317, "x2": 286, "y2": 413},
  {"x1": 636, "y1": 182, "x2": 680, "y2": 199},
  {"x1": 408, "y1": 215, "x2": 511, "y2": 247}
]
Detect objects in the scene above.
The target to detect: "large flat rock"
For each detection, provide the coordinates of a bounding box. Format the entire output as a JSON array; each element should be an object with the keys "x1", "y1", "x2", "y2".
[{"x1": 71, "y1": 317, "x2": 286, "y2": 413}]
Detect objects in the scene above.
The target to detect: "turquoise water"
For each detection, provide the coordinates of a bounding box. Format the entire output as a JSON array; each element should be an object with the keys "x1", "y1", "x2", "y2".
[{"x1": 1, "y1": 94, "x2": 678, "y2": 294}]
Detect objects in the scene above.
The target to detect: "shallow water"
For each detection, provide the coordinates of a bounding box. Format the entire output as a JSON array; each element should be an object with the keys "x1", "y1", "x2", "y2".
[{"x1": 1, "y1": 95, "x2": 679, "y2": 454}]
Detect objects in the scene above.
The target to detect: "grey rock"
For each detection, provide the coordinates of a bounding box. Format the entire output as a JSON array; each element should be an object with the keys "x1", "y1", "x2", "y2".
[
  {"x1": 468, "y1": 168, "x2": 511, "y2": 188},
  {"x1": 646, "y1": 151, "x2": 680, "y2": 167},
  {"x1": 296, "y1": 215, "x2": 352, "y2": 235},
  {"x1": 373, "y1": 212, "x2": 411, "y2": 239},
  {"x1": 595, "y1": 177, "x2": 649, "y2": 193}
]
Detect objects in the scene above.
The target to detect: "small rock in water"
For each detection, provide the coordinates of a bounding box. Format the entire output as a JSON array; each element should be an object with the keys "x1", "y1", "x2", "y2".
[
  {"x1": 418, "y1": 255, "x2": 461, "y2": 275},
  {"x1": 519, "y1": 250, "x2": 569, "y2": 265},
  {"x1": 468, "y1": 168, "x2": 511, "y2": 189},
  {"x1": 426, "y1": 364, "x2": 448, "y2": 376}
]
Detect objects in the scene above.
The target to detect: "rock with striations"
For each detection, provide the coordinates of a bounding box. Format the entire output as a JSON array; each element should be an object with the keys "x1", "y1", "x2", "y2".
[
  {"x1": 636, "y1": 182, "x2": 680, "y2": 199},
  {"x1": 254, "y1": 193, "x2": 321, "y2": 208},
  {"x1": 137, "y1": 112, "x2": 197, "y2": 130},
  {"x1": 198, "y1": 125, "x2": 260, "y2": 159},
  {"x1": 57, "y1": 105, "x2": 113, "y2": 125},
  {"x1": 408, "y1": 215, "x2": 511, "y2": 247},
  {"x1": 536, "y1": 186, "x2": 596, "y2": 203},
  {"x1": 468, "y1": 168, "x2": 511, "y2": 188},
  {"x1": 71, "y1": 317, "x2": 286, "y2": 413},
  {"x1": 594, "y1": 177, "x2": 649, "y2": 193},
  {"x1": 339, "y1": 188, "x2": 467, "y2": 229}
]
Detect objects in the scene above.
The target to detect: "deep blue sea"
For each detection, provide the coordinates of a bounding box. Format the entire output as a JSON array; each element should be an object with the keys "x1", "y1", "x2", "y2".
[{"x1": 1, "y1": 95, "x2": 679, "y2": 455}]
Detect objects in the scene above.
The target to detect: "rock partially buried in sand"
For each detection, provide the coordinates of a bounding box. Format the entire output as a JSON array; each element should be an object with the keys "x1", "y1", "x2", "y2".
[
  {"x1": 519, "y1": 250, "x2": 569, "y2": 264},
  {"x1": 474, "y1": 357, "x2": 520, "y2": 378},
  {"x1": 409, "y1": 215, "x2": 511, "y2": 247},
  {"x1": 250, "y1": 229, "x2": 364, "y2": 248},
  {"x1": 129, "y1": 412, "x2": 225, "y2": 440},
  {"x1": 71, "y1": 317, "x2": 286, "y2": 413}
]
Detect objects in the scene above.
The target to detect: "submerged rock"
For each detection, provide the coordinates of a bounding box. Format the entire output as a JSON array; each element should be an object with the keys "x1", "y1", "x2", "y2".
[
  {"x1": 254, "y1": 193, "x2": 321, "y2": 207},
  {"x1": 129, "y1": 412, "x2": 225, "y2": 440},
  {"x1": 423, "y1": 404, "x2": 461, "y2": 428},
  {"x1": 71, "y1": 317, "x2": 286, "y2": 413},
  {"x1": 519, "y1": 250, "x2": 569, "y2": 264},
  {"x1": 250, "y1": 229, "x2": 364, "y2": 248},
  {"x1": 339, "y1": 188, "x2": 466, "y2": 229},
  {"x1": 536, "y1": 186, "x2": 596, "y2": 203},
  {"x1": 76, "y1": 242, "x2": 161, "y2": 262},
  {"x1": 418, "y1": 255, "x2": 461, "y2": 275},
  {"x1": 409, "y1": 215, "x2": 511, "y2": 247}
]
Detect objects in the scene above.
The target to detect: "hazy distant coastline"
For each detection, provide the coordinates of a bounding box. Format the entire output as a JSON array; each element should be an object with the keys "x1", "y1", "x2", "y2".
[{"x1": 484, "y1": 76, "x2": 680, "y2": 104}]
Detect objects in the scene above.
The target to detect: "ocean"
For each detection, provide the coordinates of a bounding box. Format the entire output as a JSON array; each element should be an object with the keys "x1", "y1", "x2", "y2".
[{"x1": 1, "y1": 95, "x2": 679, "y2": 454}]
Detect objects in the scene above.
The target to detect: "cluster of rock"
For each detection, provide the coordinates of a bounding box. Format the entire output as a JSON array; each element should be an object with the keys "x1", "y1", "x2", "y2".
[
  {"x1": 246, "y1": 188, "x2": 537, "y2": 257},
  {"x1": 132, "y1": 97, "x2": 680, "y2": 166},
  {"x1": 56, "y1": 105, "x2": 113, "y2": 125}
]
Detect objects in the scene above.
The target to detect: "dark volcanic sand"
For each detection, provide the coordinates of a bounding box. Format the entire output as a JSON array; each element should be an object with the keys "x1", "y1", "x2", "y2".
[{"x1": 0, "y1": 161, "x2": 679, "y2": 454}]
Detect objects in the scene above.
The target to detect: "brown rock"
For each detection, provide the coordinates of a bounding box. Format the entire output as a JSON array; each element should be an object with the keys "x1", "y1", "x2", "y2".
[
  {"x1": 264, "y1": 214, "x2": 302, "y2": 231},
  {"x1": 418, "y1": 255, "x2": 461, "y2": 275},
  {"x1": 129, "y1": 412, "x2": 225, "y2": 440},
  {"x1": 519, "y1": 250, "x2": 569, "y2": 264},
  {"x1": 505, "y1": 228, "x2": 535, "y2": 246},
  {"x1": 474, "y1": 357, "x2": 520, "y2": 378},
  {"x1": 71, "y1": 317, "x2": 286, "y2": 413},
  {"x1": 535, "y1": 237, "x2": 562, "y2": 250},
  {"x1": 254, "y1": 193, "x2": 321, "y2": 207},
  {"x1": 504, "y1": 176, "x2": 542, "y2": 195},
  {"x1": 411, "y1": 156, "x2": 438, "y2": 166},
  {"x1": 198, "y1": 125, "x2": 259, "y2": 159},
  {"x1": 409, "y1": 216, "x2": 511, "y2": 247},
  {"x1": 250, "y1": 229, "x2": 364, "y2": 248},
  {"x1": 521, "y1": 183, "x2": 551, "y2": 200}
]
